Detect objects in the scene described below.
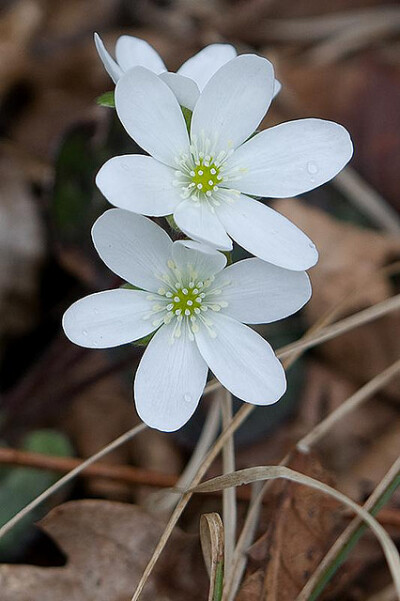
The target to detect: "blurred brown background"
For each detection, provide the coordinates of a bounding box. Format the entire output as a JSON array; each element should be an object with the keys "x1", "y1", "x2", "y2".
[{"x1": 1, "y1": 1, "x2": 400, "y2": 599}]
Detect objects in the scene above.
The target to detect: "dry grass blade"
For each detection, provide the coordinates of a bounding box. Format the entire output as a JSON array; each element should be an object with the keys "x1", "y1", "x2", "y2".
[
  {"x1": 221, "y1": 389, "x2": 236, "y2": 579},
  {"x1": 151, "y1": 400, "x2": 221, "y2": 514},
  {"x1": 191, "y1": 467, "x2": 400, "y2": 598},
  {"x1": 278, "y1": 293, "x2": 400, "y2": 361},
  {"x1": 200, "y1": 513, "x2": 224, "y2": 601},
  {"x1": 334, "y1": 168, "x2": 400, "y2": 235},
  {"x1": 298, "y1": 357, "x2": 400, "y2": 451},
  {"x1": 130, "y1": 292, "x2": 400, "y2": 600},
  {"x1": 296, "y1": 455, "x2": 400, "y2": 601},
  {"x1": 222, "y1": 483, "x2": 263, "y2": 601},
  {"x1": 130, "y1": 402, "x2": 254, "y2": 601},
  {"x1": 0, "y1": 422, "x2": 147, "y2": 541}
]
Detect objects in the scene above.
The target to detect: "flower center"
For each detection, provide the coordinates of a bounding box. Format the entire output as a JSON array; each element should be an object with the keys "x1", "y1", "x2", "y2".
[
  {"x1": 191, "y1": 160, "x2": 222, "y2": 196},
  {"x1": 173, "y1": 134, "x2": 243, "y2": 208},
  {"x1": 169, "y1": 283, "x2": 204, "y2": 317},
  {"x1": 142, "y1": 258, "x2": 230, "y2": 340}
]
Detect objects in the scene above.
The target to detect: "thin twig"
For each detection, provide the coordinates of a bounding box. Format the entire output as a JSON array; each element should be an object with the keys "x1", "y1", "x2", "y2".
[
  {"x1": 0, "y1": 446, "x2": 178, "y2": 488},
  {"x1": 221, "y1": 389, "x2": 236, "y2": 580},
  {"x1": 150, "y1": 399, "x2": 221, "y2": 514}
]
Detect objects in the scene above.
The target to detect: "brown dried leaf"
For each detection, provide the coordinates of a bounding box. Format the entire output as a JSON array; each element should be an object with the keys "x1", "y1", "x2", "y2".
[
  {"x1": 275, "y1": 199, "x2": 400, "y2": 399},
  {"x1": 237, "y1": 450, "x2": 344, "y2": 601},
  {"x1": 0, "y1": 500, "x2": 207, "y2": 601}
]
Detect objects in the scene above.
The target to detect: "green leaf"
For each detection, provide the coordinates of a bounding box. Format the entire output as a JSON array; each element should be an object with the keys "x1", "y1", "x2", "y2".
[
  {"x1": 181, "y1": 106, "x2": 192, "y2": 131},
  {"x1": 96, "y1": 91, "x2": 115, "y2": 108},
  {"x1": 165, "y1": 214, "x2": 180, "y2": 232},
  {"x1": 0, "y1": 430, "x2": 73, "y2": 560}
]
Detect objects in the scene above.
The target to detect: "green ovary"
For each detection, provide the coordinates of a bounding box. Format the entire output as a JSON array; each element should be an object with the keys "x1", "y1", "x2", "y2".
[
  {"x1": 171, "y1": 286, "x2": 203, "y2": 316},
  {"x1": 191, "y1": 160, "x2": 221, "y2": 194}
]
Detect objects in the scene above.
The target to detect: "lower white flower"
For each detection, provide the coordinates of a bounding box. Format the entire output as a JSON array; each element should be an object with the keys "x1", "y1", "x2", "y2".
[
  {"x1": 62, "y1": 209, "x2": 312, "y2": 432},
  {"x1": 96, "y1": 55, "x2": 353, "y2": 271},
  {"x1": 94, "y1": 32, "x2": 281, "y2": 110}
]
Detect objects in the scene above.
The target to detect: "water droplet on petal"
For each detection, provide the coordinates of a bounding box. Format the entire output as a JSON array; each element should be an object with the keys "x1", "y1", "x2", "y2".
[
  {"x1": 82, "y1": 329, "x2": 88, "y2": 336},
  {"x1": 184, "y1": 393, "x2": 192, "y2": 404},
  {"x1": 309, "y1": 242, "x2": 316, "y2": 249},
  {"x1": 307, "y1": 161, "x2": 318, "y2": 175}
]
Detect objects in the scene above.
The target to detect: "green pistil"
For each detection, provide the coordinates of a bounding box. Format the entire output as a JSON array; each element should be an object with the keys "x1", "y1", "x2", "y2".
[
  {"x1": 191, "y1": 160, "x2": 221, "y2": 195},
  {"x1": 170, "y1": 286, "x2": 203, "y2": 317}
]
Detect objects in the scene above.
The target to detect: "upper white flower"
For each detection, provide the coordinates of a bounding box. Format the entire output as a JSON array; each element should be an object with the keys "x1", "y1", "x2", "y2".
[
  {"x1": 94, "y1": 32, "x2": 281, "y2": 111},
  {"x1": 96, "y1": 55, "x2": 353, "y2": 271},
  {"x1": 62, "y1": 209, "x2": 312, "y2": 432}
]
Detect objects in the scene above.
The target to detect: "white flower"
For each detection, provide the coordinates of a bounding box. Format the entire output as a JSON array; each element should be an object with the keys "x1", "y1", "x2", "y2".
[
  {"x1": 94, "y1": 32, "x2": 281, "y2": 111},
  {"x1": 96, "y1": 55, "x2": 353, "y2": 270},
  {"x1": 63, "y1": 209, "x2": 312, "y2": 432}
]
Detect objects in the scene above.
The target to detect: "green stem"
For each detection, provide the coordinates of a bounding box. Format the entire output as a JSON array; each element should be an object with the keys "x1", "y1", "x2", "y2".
[{"x1": 213, "y1": 560, "x2": 224, "y2": 601}]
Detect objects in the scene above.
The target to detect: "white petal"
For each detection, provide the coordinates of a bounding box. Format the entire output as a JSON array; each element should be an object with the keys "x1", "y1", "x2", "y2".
[
  {"x1": 115, "y1": 35, "x2": 166, "y2": 73},
  {"x1": 134, "y1": 323, "x2": 208, "y2": 431},
  {"x1": 191, "y1": 55, "x2": 275, "y2": 151},
  {"x1": 174, "y1": 199, "x2": 233, "y2": 251},
  {"x1": 215, "y1": 258, "x2": 311, "y2": 324},
  {"x1": 217, "y1": 194, "x2": 318, "y2": 271},
  {"x1": 225, "y1": 119, "x2": 353, "y2": 197},
  {"x1": 178, "y1": 43, "x2": 237, "y2": 91},
  {"x1": 195, "y1": 314, "x2": 286, "y2": 405},
  {"x1": 96, "y1": 155, "x2": 178, "y2": 216},
  {"x1": 159, "y1": 72, "x2": 200, "y2": 110},
  {"x1": 177, "y1": 238, "x2": 226, "y2": 255},
  {"x1": 273, "y1": 78, "x2": 282, "y2": 99},
  {"x1": 171, "y1": 240, "x2": 226, "y2": 281},
  {"x1": 94, "y1": 33, "x2": 123, "y2": 83},
  {"x1": 63, "y1": 289, "x2": 156, "y2": 349},
  {"x1": 92, "y1": 209, "x2": 172, "y2": 292},
  {"x1": 115, "y1": 67, "x2": 190, "y2": 167}
]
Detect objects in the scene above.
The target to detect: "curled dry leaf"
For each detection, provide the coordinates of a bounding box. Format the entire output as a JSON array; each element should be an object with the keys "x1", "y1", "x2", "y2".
[
  {"x1": 0, "y1": 500, "x2": 207, "y2": 601},
  {"x1": 275, "y1": 199, "x2": 400, "y2": 399},
  {"x1": 200, "y1": 513, "x2": 224, "y2": 601}
]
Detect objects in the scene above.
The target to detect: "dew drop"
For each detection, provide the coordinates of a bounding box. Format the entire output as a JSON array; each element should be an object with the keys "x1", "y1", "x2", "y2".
[
  {"x1": 307, "y1": 161, "x2": 318, "y2": 175},
  {"x1": 82, "y1": 329, "x2": 88, "y2": 336},
  {"x1": 184, "y1": 393, "x2": 192, "y2": 404},
  {"x1": 309, "y1": 242, "x2": 316, "y2": 249}
]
